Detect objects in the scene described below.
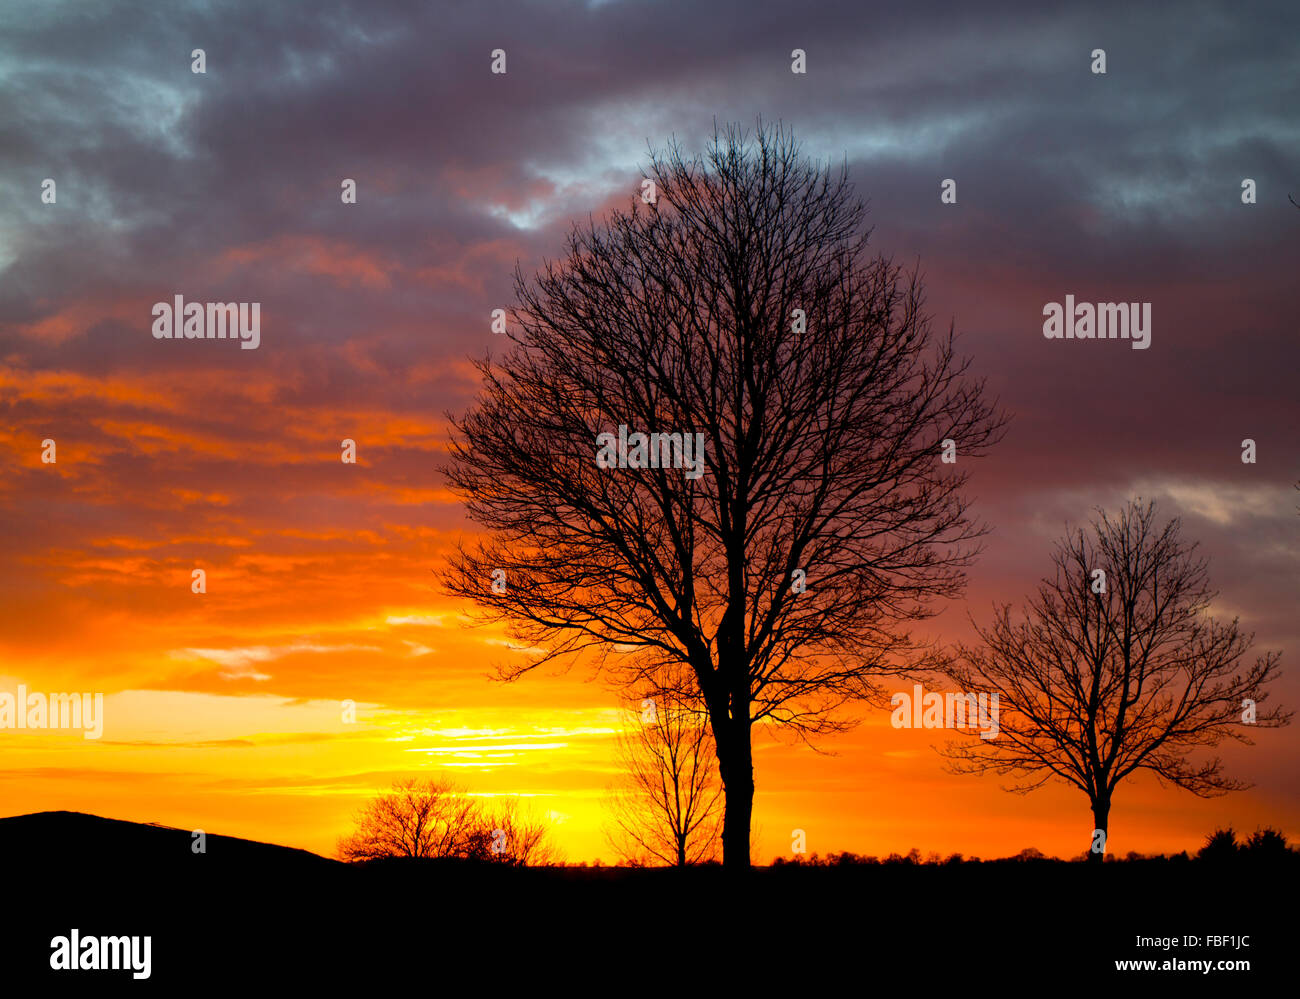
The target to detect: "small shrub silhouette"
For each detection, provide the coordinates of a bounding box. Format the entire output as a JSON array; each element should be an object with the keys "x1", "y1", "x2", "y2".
[
  {"x1": 1243, "y1": 827, "x2": 1289, "y2": 859},
  {"x1": 1197, "y1": 827, "x2": 1239, "y2": 862}
]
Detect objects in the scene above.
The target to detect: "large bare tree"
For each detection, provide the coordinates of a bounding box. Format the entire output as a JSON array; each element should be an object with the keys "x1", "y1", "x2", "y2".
[
  {"x1": 941, "y1": 500, "x2": 1289, "y2": 863},
  {"x1": 444, "y1": 120, "x2": 1006, "y2": 867},
  {"x1": 604, "y1": 683, "x2": 723, "y2": 866}
]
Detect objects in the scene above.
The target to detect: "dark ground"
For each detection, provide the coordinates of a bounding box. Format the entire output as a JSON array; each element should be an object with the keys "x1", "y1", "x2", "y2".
[{"x1": 1, "y1": 812, "x2": 1289, "y2": 990}]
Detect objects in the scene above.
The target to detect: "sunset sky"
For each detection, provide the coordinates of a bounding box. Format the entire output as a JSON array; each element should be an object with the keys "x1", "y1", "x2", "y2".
[{"x1": 1, "y1": 0, "x2": 1296, "y2": 863}]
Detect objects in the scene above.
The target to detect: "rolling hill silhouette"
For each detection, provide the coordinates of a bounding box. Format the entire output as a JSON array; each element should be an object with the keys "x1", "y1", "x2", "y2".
[{"x1": 0, "y1": 811, "x2": 338, "y2": 874}]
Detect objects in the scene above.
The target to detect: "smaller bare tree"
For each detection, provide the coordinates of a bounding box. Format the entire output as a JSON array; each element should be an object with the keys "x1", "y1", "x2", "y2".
[
  {"x1": 941, "y1": 500, "x2": 1289, "y2": 865},
  {"x1": 604, "y1": 683, "x2": 723, "y2": 866},
  {"x1": 466, "y1": 796, "x2": 561, "y2": 866},
  {"x1": 339, "y1": 776, "x2": 558, "y2": 865},
  {"x1": 338, "y1": 776, "x2": 480, "y2": 861}
]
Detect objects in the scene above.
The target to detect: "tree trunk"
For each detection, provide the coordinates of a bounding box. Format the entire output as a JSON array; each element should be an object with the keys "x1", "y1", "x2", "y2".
[
  {"x1": 676, "y1": 837, "x2": 686, "y2": 868},
  {"x1": 1088, "y1": 797, "x2": 1110, "y2": 865},
  {"x1": 718, "y1": 719, "x2": 754, "y2": 870}
]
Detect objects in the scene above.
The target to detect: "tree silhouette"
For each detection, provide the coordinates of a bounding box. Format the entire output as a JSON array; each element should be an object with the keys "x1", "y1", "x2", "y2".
[
  {"x1": 465, "y1": 796, "x2": 561, "y2": 866},
  {"x1": 444, "y1": 120, "x2": 1006, "y2": 867},
  {"x1": 941, "y1": 500, "x2": 1289, "y2": 865},
  {"x1": 338, "y1": 776, "x2": 556, "y2": 865},
  {"x1": 1198, "y1": 827, "x2": 1239, "y2": 862},
  {"x1": 604, "y1": 680, "x2": 723, "y2": 866},
  {"x1": 1242, "y1": 826, "x2": 1290, "y2": 859},
  {"x1": 337, "y1": 776, "x2": 480, "y2": 861}
]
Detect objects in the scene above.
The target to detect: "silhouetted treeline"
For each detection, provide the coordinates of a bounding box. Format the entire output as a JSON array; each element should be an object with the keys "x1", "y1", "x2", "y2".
[{"x1": 769, "y1": 826, "x2": 1296, "y2": 867}]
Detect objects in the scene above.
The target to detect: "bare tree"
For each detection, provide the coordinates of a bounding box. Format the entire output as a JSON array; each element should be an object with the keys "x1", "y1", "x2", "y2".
[
  {"x1": 337, "y1": 776, "x2": 480, "y2": 861},
  {"x1": 338, "y1": 777, "x2": 558, "y2": 865},
  {"x1": 941, "y1": 500, "x2": 1289, "y2": 864},
  {"x1": 443, "y1": 120, "x2": 1006, "y2": 867},
  {"x1": 466, "y1": 796, "x2": 562, "y2": 866},
  {"x1": 604, "y1": 683, "x2": 723, "y2": 866}
]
